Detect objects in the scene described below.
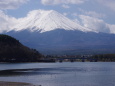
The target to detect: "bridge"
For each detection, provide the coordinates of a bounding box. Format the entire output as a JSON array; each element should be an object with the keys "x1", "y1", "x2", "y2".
[{"x1": 56, "y1": 57, "x2": 97, "y2": 62}]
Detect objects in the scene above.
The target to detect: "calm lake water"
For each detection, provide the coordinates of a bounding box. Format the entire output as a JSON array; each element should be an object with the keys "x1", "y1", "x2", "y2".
[{"x1": 0, "y1": 62, "x2": 115, "y2": 86}]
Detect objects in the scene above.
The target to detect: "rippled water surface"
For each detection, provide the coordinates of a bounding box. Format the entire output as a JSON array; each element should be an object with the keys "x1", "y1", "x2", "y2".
[{"x1": 0, "y1": 62, "x2": 115, "y2": 86}]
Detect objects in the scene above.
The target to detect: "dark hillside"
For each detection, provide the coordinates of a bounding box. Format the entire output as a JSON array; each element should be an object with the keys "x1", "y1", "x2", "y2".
[{"x1": 0, "y1": 34, "x2": 43, "y2": 62}]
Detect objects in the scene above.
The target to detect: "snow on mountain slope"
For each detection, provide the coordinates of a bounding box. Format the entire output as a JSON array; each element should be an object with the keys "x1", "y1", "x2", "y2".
[{"x1": 13, "y1": 10, "x2": 92, "y2": 33}]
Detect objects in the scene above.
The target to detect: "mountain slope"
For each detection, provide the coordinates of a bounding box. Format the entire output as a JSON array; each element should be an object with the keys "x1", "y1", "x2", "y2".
[
  {"x1": 13, "y1": 10, "x2": 92, "y2": 33},
  {"x1": 6, "y1": 30, "x2": 115, "y2": 55}
]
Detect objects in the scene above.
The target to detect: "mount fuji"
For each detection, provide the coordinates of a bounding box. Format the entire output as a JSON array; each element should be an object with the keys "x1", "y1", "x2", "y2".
[
  {"x1": 13, "y1": 10, "x2": 92, "y2": 33},
  {"x1": 2, "y1": 10, "x2": 115, "y2": 55}
]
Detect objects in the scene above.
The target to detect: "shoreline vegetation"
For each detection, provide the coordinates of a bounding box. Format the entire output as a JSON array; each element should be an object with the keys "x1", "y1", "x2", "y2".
[
  {"x1": 45, "y1": 54, "x2": 115, "y2": 62},
  {"x1": 0, "y1": 81, "x2": 39, "y2": 86}
]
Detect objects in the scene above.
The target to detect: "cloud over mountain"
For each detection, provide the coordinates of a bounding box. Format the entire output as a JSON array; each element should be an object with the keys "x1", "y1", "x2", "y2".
[
  {"x1": 79, "y1": 15, "x2": 110, "y2": 33},
  {"x1": 0, "y1": 10, "x2": 17, "y2": 33}
]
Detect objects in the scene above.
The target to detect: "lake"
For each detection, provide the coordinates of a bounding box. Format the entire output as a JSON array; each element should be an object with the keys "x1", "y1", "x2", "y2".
[{"x1": 0, "y1": 62, "x2": 115, "y2": 86}]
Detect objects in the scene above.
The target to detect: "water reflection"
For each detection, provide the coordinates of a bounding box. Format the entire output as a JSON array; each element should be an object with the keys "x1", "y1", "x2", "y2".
[{"x1": 0, "y1": 68, "x2": 60, "y2": 76}]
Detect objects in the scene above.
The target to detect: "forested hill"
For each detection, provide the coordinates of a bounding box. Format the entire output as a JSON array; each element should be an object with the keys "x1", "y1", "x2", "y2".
[{"x1": 0, "y1": 34, "x2": 43, "y2": 62}]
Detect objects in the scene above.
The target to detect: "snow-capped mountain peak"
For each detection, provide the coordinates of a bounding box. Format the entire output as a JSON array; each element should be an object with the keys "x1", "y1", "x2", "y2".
[{"x1": 13, "y1": 10, "x2": 92, "y2": 33}]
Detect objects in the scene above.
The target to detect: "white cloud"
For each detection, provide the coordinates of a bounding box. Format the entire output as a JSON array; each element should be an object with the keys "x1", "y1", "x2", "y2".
[
  {"x1": 41, "y1": 0, "x2": 115, "y2": 12},
  {"x1": 62, "y1": 4, "x2": 70, "y2": 9},
  {"x1": 84, "y1": 11, "x2": 106, "y2": 18},
  {"x1": 79, "y1": 15, "x2": 110, "y2": 33},
  {"x1": 0, "y1": 10, "x2": 17, "y2": 32},
  {"x1": 0, "y1": 0, "x2": 29, "y2": 9},
  {"x1": 107, "y1": 24, "x2": 115, "y2": 34},
  {"x1": 41, "y1": 0, "x2": 87, "y2": 5},
  {"x1": 78, "y1": 9, "x2": 106, "y2": 18}
]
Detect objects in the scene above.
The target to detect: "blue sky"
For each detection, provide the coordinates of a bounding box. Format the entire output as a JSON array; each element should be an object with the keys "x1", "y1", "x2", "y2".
[
  {"x1": 0, "y1": 0, "x2": 115, "y2": 33},
  {"x1": 6, "y1": 0, "x2": 115, "y2": 22}
]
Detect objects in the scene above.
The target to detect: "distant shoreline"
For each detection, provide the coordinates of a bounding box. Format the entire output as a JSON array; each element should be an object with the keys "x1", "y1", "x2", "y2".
[{"x1": 0, "y1": 81, "x2": 39, "y2": 86}]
